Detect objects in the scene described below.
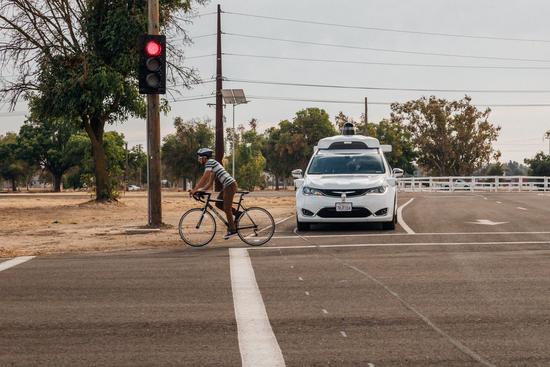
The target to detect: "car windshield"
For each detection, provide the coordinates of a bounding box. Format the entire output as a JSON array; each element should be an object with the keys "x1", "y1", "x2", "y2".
[{"x1": 307, "y1": 153, "x2": 386, "y2": 174}]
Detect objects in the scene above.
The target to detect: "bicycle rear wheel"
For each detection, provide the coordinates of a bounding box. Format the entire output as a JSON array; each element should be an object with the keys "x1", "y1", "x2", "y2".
[
  {"x1": 236, "y1": 207, "x2": 275, "y2": 246},
  {"x1": 178, "y1": 208, "x2": 216, "y2": 247}
]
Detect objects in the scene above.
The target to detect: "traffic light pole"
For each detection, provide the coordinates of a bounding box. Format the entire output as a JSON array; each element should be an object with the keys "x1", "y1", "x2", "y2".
[
  {"x1": 215, "y1": 4, "x2": 223, "y2": 192},
  {"x1": 147, "y1": 0, "x2": 162, "y2": 226}
]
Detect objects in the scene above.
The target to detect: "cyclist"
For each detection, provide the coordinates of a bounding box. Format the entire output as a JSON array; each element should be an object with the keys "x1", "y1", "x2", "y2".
[{"x1": 190, "y1": 148, "x2": 239, "y2": 239}]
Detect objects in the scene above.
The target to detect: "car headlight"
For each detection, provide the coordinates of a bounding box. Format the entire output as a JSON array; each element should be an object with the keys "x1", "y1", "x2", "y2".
[
  {"x1": 365, "y1": 185, "x2": 387, "y2": 194},
  {"x1": 302, "y1": 186, "x2": 325, "y2": 196}
]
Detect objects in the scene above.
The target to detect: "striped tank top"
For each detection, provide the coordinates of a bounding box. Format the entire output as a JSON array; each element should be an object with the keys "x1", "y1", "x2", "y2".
[{"x1": 205, "y1": 159, "x2": 236, "y2": 189}]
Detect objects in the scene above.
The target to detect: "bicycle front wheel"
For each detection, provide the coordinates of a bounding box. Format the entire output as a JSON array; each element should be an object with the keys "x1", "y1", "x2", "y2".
[
  {"x1": 236, "y1": 207, "x2": 275, "y2": 246},
  {"x1": 178, "y1": 208, "x2": 216, "y2": 247}
]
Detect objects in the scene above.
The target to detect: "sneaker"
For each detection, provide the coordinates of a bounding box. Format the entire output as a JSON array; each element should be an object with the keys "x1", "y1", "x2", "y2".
[{"x1": 223, "y1": 230, "x2": 238, "y2": 240}]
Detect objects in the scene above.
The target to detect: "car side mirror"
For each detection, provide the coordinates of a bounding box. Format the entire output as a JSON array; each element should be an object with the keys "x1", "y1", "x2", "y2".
[
  {"x1": 291, "y1": 169, "x2": 303, "y2": 179},
  {"x1": 392, "y1": 168, "x2": 404, "y2": 177}
]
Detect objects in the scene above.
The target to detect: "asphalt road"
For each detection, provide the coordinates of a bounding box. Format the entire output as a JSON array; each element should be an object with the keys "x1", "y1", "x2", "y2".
[{"x1": 1, "y1": 192, "x2": 550, "y2": 366}]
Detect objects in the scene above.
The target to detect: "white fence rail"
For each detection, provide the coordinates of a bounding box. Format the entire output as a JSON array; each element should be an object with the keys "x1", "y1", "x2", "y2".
[{"x1": 397, "y1": 176, "x2": 550, "y2": 192}]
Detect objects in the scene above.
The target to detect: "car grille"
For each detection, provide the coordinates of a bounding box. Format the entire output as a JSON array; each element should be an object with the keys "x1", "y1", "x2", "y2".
[
  {"x1": 319, "y1": 189, "x2": 369, "y2": 197},
  {"x1": 317, "y1": 207, "x2": 372, "y2": 218}
]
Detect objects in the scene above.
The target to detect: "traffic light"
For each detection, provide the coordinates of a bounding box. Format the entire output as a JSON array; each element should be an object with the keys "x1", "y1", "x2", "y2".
[{"x1": 138, "y1": 34, "x2": 166, "y2": 94}]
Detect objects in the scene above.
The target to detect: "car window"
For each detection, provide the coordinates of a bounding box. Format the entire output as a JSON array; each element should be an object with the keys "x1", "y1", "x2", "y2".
[{"x1": 307, "y1": 153, "x2": 386, "y2": 174}]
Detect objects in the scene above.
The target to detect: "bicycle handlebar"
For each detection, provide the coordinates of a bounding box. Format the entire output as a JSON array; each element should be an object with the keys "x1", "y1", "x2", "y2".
[{"x1": 192, "y1": 191, "x2": 210, "y2": 202}]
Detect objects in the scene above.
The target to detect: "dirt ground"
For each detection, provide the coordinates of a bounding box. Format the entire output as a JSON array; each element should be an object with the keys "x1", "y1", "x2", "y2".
[{"x1": 0, "y1": 191, "x2": 295, "y2": 258}]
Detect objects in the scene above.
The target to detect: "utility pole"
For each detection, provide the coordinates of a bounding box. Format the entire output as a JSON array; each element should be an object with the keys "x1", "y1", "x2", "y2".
[
  {"x1": 215, "y1": 4, "x2": 223, "y2": 191},
  {"x1": 147, "y1": 0, "x2": 162, "y2": 226},
  {"x1": 124, "y1": 142, "x2": 129, "y2": 192},
  {"x1": 364, "y1": 97, "x2": 368, "y2": 125}
]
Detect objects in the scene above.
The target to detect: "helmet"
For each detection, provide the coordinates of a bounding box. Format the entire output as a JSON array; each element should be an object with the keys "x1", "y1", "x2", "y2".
[{"x1": 197, "y1": 147, "x2": 213, "y2": 158}]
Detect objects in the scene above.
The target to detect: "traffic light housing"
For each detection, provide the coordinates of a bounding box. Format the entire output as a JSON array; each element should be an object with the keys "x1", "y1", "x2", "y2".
[{"x1": 138, "y1": 34, "x2": 166, "y2": 94}]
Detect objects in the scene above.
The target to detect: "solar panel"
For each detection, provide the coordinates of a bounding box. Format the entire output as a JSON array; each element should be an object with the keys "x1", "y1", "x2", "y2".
[{"x1": 221, "y1": 89, "x2": 247, "y2": 105}]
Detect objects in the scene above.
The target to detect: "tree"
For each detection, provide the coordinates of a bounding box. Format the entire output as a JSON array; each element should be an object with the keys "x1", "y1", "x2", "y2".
[
  {"x1": 504, "y1": 160, "x2": 528, "y2": 176},
  {"x1": 263, "y1": 127, "x2": 288, "y2": 190},
  {"x1": 524, "y1": 152, "x2": 550, "y2": 176},
  {"x1": 356, "y1": 118, "x2": 416, "y2": 174},
  {"x1": 234, "y1": 120, "x2": 266, "y2": 191},
  {"x1": 127, "y1": 145, "x2": 147, "y2": 186},
  {"x1": 390, "y1": 96, "x2": 500, "y2": 176},
  {"x1": 17, "y1": 117, "x2": 81, "y2": 191},
  {"x1": 0, "y1": 0, "x2": 206, "y2": 201},
  {"x1": 61, "y1": 132, "x2": 126, "y2": 191},
  {"x1": 0, "y1": 133, "x2": 29, "y2": 191},
  {"x1": 161, "y1": 117, "x2": 214, "y2": 189},
  {"x1": 485, "y1": 162, "x2": 504, "y2": 176}
]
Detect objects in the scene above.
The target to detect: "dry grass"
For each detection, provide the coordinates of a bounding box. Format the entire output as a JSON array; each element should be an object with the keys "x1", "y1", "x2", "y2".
[{"x1": 0, "y1": 191, "x2": 295, "y2": 258}]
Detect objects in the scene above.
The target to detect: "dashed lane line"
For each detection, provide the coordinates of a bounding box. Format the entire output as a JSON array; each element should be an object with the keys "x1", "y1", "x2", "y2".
[
  {"x1": 229, "y1": 248, "x2": 285, "y2": 367},
  {"x1": 517, "y1": 207, "x2": 528, "y2": 211},
  {"x1": 0, "y1": 256, "x2": 35, "y2": 272},
  {"x1": 338, "y1": 259, "x2": 496, "y2": 367},
  {"x1": 340, "y1": 331, "x2": 348, "y2": 338}
]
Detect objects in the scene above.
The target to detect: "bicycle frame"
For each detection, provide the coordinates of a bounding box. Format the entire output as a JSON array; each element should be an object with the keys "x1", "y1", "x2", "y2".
[{"x1": 193, "y1": 192, "x2": 257, "y2": 231}]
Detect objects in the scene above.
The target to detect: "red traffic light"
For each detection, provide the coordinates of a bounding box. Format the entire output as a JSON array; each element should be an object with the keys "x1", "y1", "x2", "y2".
[{"x1": 145, "y1": 40, "x2": 162, "y2": 57}]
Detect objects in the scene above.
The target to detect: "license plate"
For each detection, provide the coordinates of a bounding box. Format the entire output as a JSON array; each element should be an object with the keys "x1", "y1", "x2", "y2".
[{"x1": 336, "y1": 202, "x2": 352, "y2": 212}]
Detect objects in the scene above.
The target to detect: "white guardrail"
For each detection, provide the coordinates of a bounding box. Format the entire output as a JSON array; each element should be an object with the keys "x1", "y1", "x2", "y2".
[{"x1": 397, "y1": 176, "x2": 550, "y2": 192}]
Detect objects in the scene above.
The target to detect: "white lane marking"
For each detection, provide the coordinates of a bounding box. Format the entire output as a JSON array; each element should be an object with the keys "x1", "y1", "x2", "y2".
[
  {"x1": 290, "y1": 265, "x2": 294, "y2": 269},
  {"x1": 298, "y1": 277, "x2": 303, "y2": 281},
  {"x1": 496, "y1": 201, "x2": 502, "y2": 204},
  {"x1": 305, "y1": 291, "x2": 310, "y2": 296},
  {"x1": 466, "y1": 219, "x2": 508, "y2": 226},
  {"x1": 251, "y1": 240, "x2": 550, "y2": 250},
  {"x1": 341, "y1": 262, "x2": 496, "y2": 367},
  {"x1": 321, "y1": 309, "x2": 329, "y2": 314},
  {"x1": 517, "y1": 207, "x2": 528, "y2": 211},
  {"x1": 397, "y1": 198, "x2": 415, "y2": 234},
  {"x1": 275, "y1": 214, "x2": 295, "y2": 225},
  {"x1": 272, "y1": 230, "x2": 550, "y2": 239},
  {"x1": 244, "y1": 214, "x2": 295, "y2": 239},
  {"x1": 0, "y1": 256, "x2": 35, "y2": 272},
  {"x1": 229, "y1": 248, "x2": 285, "y2": 367},
  {"x1": 340, "y1": 331, "x2": 348, "y2": 338}
]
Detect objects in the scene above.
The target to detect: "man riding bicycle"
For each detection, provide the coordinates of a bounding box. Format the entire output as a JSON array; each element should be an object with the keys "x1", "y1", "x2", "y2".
[{"x1": 190, "y1": 148, "x2": 239, "y2": 239}]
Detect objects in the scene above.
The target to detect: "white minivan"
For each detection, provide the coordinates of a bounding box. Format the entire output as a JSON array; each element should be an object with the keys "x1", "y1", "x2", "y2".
[{"x1": 293, "y1": 134, "x2": 403, "y2": 231}]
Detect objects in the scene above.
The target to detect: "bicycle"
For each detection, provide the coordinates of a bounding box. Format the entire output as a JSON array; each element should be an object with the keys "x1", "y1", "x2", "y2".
[{"x1": 178, "y1": 191, "x2": 275, "y2": 247}]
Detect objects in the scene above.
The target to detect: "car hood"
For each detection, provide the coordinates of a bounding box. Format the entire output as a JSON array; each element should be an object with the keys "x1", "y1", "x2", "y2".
[{"x1": 304, "y1": 174, "x2": 386, "y2": 189}]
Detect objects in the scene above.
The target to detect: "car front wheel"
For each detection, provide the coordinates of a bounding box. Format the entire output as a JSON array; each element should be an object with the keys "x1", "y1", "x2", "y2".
[{"x1": 296, "y1": 216, "x2": 310, "y2": 231}]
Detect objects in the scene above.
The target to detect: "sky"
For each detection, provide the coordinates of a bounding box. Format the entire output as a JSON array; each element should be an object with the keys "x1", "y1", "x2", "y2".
[{"x1": 2, "y1": 0, "x2": 550, "y2": 163}]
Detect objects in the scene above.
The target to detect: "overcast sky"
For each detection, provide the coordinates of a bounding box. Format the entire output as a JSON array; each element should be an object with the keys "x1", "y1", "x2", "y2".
[{"x1": 2, "y1": 0, "x2": 550, "y2": 163}]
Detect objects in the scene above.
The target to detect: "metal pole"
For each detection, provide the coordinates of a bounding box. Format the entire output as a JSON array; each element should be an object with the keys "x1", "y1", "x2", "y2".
[
  {"x1": 364, "y1": 97, "x2": 368, "y2": 124},
  {"x1": 232, "y1": 103, "x2": 235, "y2": 178},
  {"x1": 215, "y1": 4, "x2": 223, "y2": 191},
  {"x1": 147, "y1": 0, "x2": 162, "y2": 226},
  {"x1": 124, "y1": 142, "x2": 128, "y2": 192}
]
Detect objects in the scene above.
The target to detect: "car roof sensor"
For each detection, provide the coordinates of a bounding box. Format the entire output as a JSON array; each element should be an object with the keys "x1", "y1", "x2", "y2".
[{"x1": 341, "y1": 122, "x2": 355, "y2": 136}]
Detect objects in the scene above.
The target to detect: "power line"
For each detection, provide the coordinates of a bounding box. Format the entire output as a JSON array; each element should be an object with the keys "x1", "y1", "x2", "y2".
[
  {"x1": 223, "y1": 10, "x2": 550, "y2": 44},
  {"x1": 171, "y1": 95, "x2": 214, "y2": 102},
  {"x1": 186, "y1": 53, "x2": 216, "y2": 59},
  {"x1": 246, "y1": 95, "x2": 550, "y2": 108},
  {"x1": 0, "y1": 111, "x2": 26, "y2": 117},
  {"x1": 223, "y1": 52, "x2": 550, "y2": 70},
  {"x1": 227, "y1": 77, "x2": 550, "y2": 94},
  {"x1": 224, "y1": 32, "x2": 550, "y2": 63}
]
